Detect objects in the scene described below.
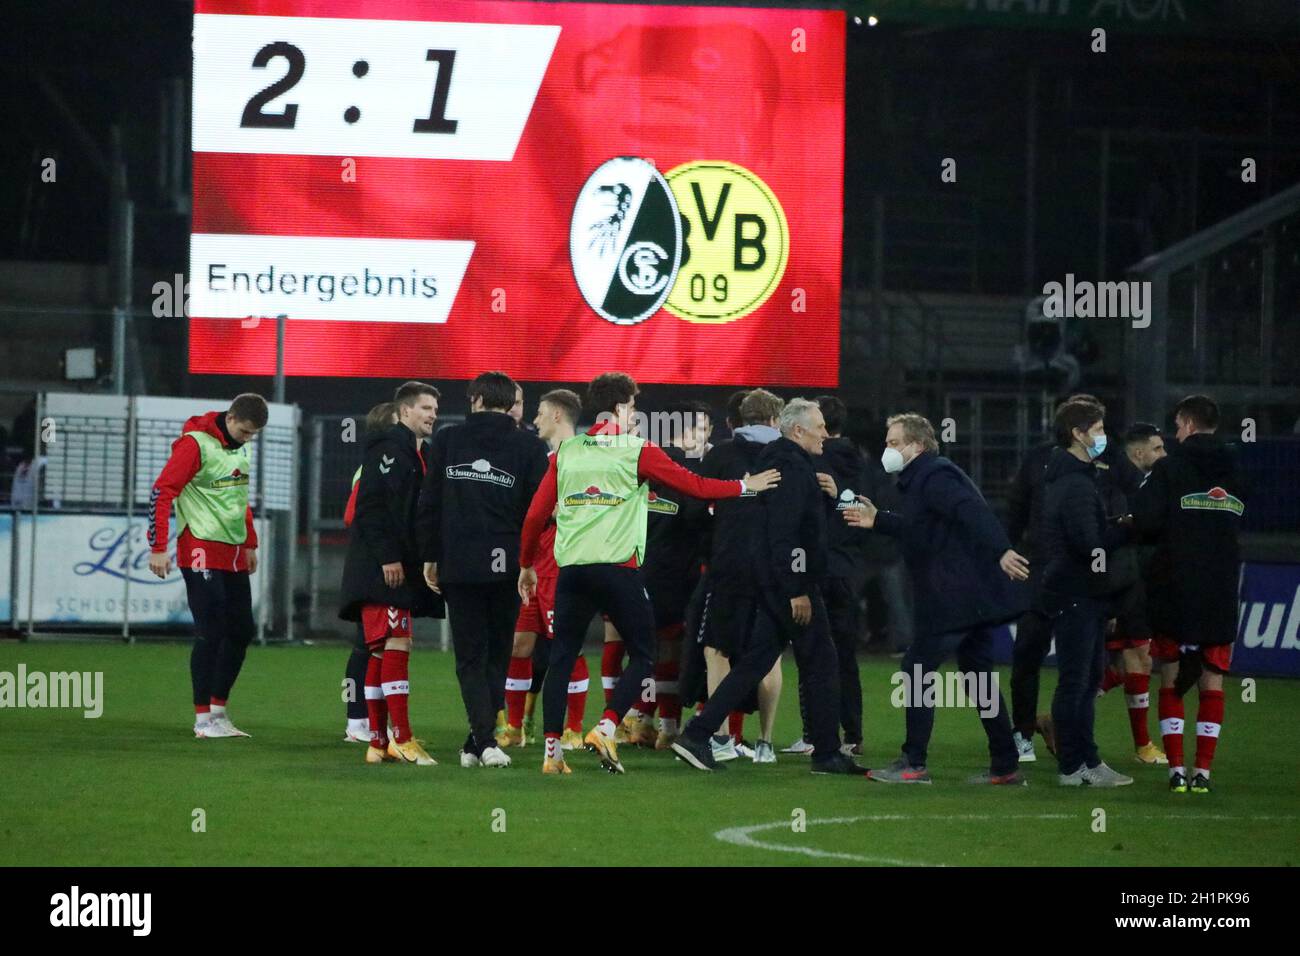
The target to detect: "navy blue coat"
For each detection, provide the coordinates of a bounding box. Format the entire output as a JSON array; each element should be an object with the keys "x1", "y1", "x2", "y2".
[{"x1": 874, "y1": 451, "x2": 1027, "y2": 636}]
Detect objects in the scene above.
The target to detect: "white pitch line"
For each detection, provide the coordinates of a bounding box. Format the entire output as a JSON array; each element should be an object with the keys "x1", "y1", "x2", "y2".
[{"x1": 714, "y1": 813, "x2": 1296, "y2": 866}]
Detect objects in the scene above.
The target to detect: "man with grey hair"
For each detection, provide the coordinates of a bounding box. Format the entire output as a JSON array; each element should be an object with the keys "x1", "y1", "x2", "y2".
[
  {"x1": 846, "y1": 411, "x2": 1029, "y2": 784},
  {"x1": 674, "y1": 397, "x2": 866, "y2": 775}
]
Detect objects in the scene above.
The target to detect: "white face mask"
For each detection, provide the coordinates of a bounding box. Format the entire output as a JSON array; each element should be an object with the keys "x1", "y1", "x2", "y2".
[{"x1": 881, "y1": 446, "x2": 907, "y2": 474}]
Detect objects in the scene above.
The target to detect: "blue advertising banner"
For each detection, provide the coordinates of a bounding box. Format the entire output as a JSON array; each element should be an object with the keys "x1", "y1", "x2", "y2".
[{"x1": 1235, "y1": 562, "x2": 1300, "y2": 678}]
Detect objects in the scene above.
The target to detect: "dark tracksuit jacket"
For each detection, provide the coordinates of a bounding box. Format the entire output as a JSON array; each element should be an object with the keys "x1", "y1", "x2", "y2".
[
  {"x1": 416, "y1": 411, "x2": 550, "y2": 584},
  {"x1": 340, "y1": 423, "x2": 442, "y2": 620},
  {"x1": 1133, "y1": 433, "x2": 1245, "y2": 647},
  {"x1": 415, "y1": 410, "x2": 549, "y2": 750},
  {"x1": 875, "y1": 451, "x2": 1026, "y2": 637}
]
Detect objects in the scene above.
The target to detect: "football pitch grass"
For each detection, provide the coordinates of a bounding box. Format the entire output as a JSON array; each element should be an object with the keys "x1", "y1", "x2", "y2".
[{"x1": 2, "y1": 640, "x2": 1295, "y2": 867}]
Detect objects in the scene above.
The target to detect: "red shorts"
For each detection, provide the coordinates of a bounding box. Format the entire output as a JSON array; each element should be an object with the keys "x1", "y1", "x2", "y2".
[
  {"x1": 515, "y1": 575, "x2": 556, "y2": 638},
  {"x1": 1150, "y1": 635, "x2": 1233, "y2": 674},
  {"x1": 361, "y1": 604, "x2": 413, "y2": 649}
]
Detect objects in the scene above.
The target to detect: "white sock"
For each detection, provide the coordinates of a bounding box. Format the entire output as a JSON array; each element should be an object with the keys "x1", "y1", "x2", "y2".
[
  {"x1": 660, "y1": 717, "x2": 679, "y2": 736},
  {"x1": 597, "y1": 717, "x2": 617, "y2": 737},
  {"x1": 1170, "y1": 765, "x2": 1186, "y2": 778},
  {"x1": 210, "y1": 704, "x2": 227, "y2": 718},
  {"x1": 1194, "y1": 767, "x2": 1210, "y2": 779},
  {"x1": 195, "y1": 712, "x2": 212, "y2": 725},
  {"x1": 546, "y1": 736, "x2": 562, "y2": 760}
]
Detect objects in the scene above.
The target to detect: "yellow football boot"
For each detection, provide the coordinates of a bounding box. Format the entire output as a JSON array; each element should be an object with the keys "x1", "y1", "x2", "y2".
[
  {"x1": 584, "y1": 726, "x2": 625, "y2": 774},
  {"x1": 389, "y1": 738, "x2": 437, "y2": 766},
  {"x1": 542, "y1": 755, "x2": 572, "y2": 775}
]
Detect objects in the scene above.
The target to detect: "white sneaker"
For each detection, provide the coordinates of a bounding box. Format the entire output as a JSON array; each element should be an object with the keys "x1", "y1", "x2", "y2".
[
  {"x1": 200, "y1": 716, "x2": 250, "y2": 738},
  {"x1": 459, "y1": 749, "x2": 481, "y2": 768},
  {"x1": 480, "y1": 745, "x2": 512, "y2": 768},
  {"x1": 753, "y1": 740, "x2": 777, "y2": 764},
  {"x1": 1058, "y1": 767, "x2": 1086, "y2": 786},
  {"x1": 1014, "y1": 731, "x2": 1037, "y2": 763},
  {"x1": 1081, "y1": 761, "x2": 1134, "y2": 788},
  {"x1": 711, "y1": 737, "x2": 739, "y2": 762},
  {"x1": 193, "y1": 718, "x2": 212, "y2": 738},
  {"x1": 733, "y1": 739, "x2": 756, "y2": 760},
  {"x1": 343, "y1": 719, "x2": 373, "y2": 743},
  {"x1": 781, "y1": 737, "x2": 815, "y2": 755}
]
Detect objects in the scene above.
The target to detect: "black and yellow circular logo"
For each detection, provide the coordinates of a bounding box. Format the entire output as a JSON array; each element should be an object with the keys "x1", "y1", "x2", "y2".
[{"x1": 663, "y1": 161, "x2": 789, "y2": 324}]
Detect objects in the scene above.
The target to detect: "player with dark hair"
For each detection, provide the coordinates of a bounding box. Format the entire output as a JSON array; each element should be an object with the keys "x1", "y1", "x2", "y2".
[
  {"x1": 1135, "y1": 395, "x2": 1244, "y2": 794},
  {"x1": 1091, "y1": 422, "x2": 1169, "y2": 765},
  {"x1": 341, "y1": 400, "x2": 400, "y2": 743},
  {"x1": 518, "y1": 372, "x2": 780, "y2": 774},
  {"x1": 418, "y1": 372, "x2": 550, "y2": 768},
  {"x1": 340, "y1": 381, "x2": 442, "y2": 765},
  {"x1": 497, "y1": 388, "x2": 593, "y2": 751},
  {"x1": 148, "y1": 393, "x2": 268, "y2": 738},
  {"x1": 724, "y1": 389, "x2": 751, "y2": 432}
]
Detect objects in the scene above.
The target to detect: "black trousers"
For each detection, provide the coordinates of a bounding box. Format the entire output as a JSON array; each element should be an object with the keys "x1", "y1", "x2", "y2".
[
  {"x1": 443, "y1": 580, "x2": 520, "y2": 750},
  {"x1": 685, "y1": 587, "x2": 841, "y2": 756},
  {"x1": 181, "y1": 568, "x2": 255, "y2": 708},
  {"x1": 794, "y1": 575, "x2": 864, "y2": 745},
  {"x1": 1050, "y1": 595, "x2": 1106, "y2": 773},
  {"x1": 1010, "y1": 608, "x2": 1056, "y2": 736},
  {"x1": 899, "y1": 624, "x2": 1018, "y2": 775},
  {"x1": 345, "y1": 623, "x2": 369, "y2": 720},
  {"x1": 545, "y1": 564, "x2": 653, "y2": 736}
]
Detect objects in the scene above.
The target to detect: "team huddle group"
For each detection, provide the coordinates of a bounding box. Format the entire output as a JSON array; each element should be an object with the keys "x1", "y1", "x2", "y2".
[{"x1": 149, "y1": 372, "x2": 1244, "y2": 791}]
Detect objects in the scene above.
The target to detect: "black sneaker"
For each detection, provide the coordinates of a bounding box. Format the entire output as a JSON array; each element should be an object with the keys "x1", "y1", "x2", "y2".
[
  {"x1": 1190, "y1": 772, "x2": 1212, "y2": 794},
  {"x1": 810, "y1": 751, "x2": 870, "y2": 776},
  {"x1": 1169, "y1": 771, "x2": 1189, "y2": 794},
  {"x1": 671, "y1": 735, "x2": 723, "y2": 771}
]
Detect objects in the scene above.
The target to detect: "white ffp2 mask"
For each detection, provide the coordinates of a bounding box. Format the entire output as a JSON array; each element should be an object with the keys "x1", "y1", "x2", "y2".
[{"x1": 881, "y1": 447, "x2": 906, "y2": 474}]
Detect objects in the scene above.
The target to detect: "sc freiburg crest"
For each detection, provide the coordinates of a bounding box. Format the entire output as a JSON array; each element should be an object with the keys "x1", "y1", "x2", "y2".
[{"x1": 570, "y1": 157, "x2": 682, "y2": 326}]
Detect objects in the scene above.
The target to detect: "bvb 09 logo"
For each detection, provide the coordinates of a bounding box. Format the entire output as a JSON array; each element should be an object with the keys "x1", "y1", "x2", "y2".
[
  {"x1": 570, "y1": 158, "x2": 788, "y2": 325},
  {"x1": 664, "y1": 160, "x2": 788, "y2": 323}
]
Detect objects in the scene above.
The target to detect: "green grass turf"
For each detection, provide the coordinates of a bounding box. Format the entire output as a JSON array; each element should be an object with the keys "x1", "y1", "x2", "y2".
[{"x1": 0, "y1": 641, "x2": 1295, "y2": 867}]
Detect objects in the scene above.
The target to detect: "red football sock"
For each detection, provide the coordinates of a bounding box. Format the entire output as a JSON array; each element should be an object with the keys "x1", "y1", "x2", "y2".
[
  {"x1": 566, "y1": 656, "x2": 589, "y2": 733},
  {"x1": 1194, "y1": 689, "x2": 1224, "y2": 775},
  {"x1": 381, "y1": 648, "x2": 411, "y2": 744},
  {"x1": 1100, "y1": 665, "x2": 1123, "y2": 694},
  {"x1": 365, "y1": 653, "x2": 388, "y2": 748},
  {"x1": 602, "y1": 708, "x2": 620, "y2": 726},
  {"x1": 195, "y1": 704, "x2": 211, "y2": 717},
  {"x1": 505, "y1": 656, "x2": 532, "y2": 728},
  {"x1": 601, "y1": 641, "x2": 624, "y2": 704},
  {"x1": 728, "y1": 710, "x2": 745, "y2": 741},
  {"x1": 1158, "y1": 687, "x2": 1185, "y2": 771},
  {"x1": 1123, "y1": 672, "x2": 1152, "y2": 748}
]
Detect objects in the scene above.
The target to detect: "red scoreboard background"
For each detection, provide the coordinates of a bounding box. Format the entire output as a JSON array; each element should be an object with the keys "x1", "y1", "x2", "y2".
[{"x1": 190, "y1": 0, "x2": 845, "y2": 386}]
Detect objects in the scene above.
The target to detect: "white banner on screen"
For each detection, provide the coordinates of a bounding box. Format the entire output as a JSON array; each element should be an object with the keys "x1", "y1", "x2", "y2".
[
  {"x1": 189, "y1": 233, "x2": 474, "y2": 322},
  {"x1": 6, "y1": 513, "x2": 269, "y2": 626},
  {"x1": 193, "y1": 14, "x2": 560, "y2": 160}
]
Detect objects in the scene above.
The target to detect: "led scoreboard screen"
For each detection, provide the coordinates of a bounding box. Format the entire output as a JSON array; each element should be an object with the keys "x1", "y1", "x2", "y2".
[{"x1": 190, "y1": 0, "x2": 845, "y2": 386}]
